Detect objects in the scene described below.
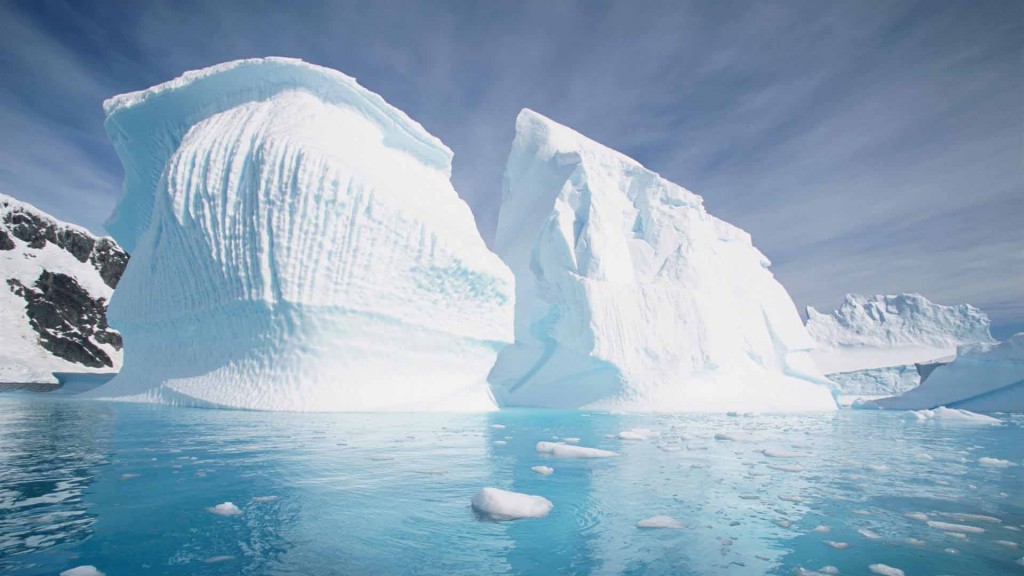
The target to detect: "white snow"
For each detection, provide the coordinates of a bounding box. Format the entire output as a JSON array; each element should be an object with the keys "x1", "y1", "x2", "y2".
[
  {"x1": 867, "y1": 334, "x2": 1024, "y2": 413},
  {"x1": 535, "y1": 441, "x2": 617, "y2": 458},
  {"x1": 471, "y1": 487, "x2": 552, "y2": 520},
  {"x1": 0, "y1": 194, "x2": 123, "y2": 384},
  {"x1": 978, "y1": 457, "x2": 1016, "y2": 467},
  {"x1": 636, "y1": 515, "x2": 684, "y2": 529},
  {"x1": 868, "y1": 564, "x2": 904, "y2": 576},
  {"x1": 487, "y1": 109, "x2": 835, "y2": 412},
  {"x1": 531, "y1": 465, "x2": 554, "y2": 475},
  {"x1": 619, "y1": 428, "x2": 659, "y2": 440},
  {"x1": 926, "y1": 520, "x2": 984, "y2": 534},
  {"x1": 87, "y1": 58, "x2": 514, "y2": 411},
  {"x1": 207, "y1": 502, "x2": 242, "y2": 516},
  {"x1": 60, "y1": 567, "x2": 105, "y2": 576},
  {"x1": 905, "y1": 407, "x2": 1001, "y2": 424}
]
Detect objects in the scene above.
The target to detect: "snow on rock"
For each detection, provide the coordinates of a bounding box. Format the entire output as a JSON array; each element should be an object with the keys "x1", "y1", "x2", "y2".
[
  {"x1": 487, "y1": 109, "x2": 836, "y2": 412},
  {"x1": 867, "y1": 334, "x2": 1024, "y2": 413},
  {"x1": 471, "y1": 487, "x2": 552, "y2": 520},
  {"x1": 807, "y1": 294, "x2": 995, "y2": 397},
  {"x1": 207, "y1": 502, "x2": 242, "y2": 516},
  {"x1": 60, "y1": 567, "x2": 105, "y2": 576},
  {"x1": 868, "y1": 564, "x2": 904, "y2": 576},
  {"x1": 636, "y1": 515, "x2": 684, "y2": 529},
  {"x1": 87, "y1": 58, "x2": 513, "y2": 411},
  {"x1": 0, "y1": 194, "x2": 128, "y2": 385},
  {"x1": 536, "y1": 441, "x2": 617, "y2": 458},
  {"x1": 531, "y1": 465, "x2": 554, "y2": 475}
]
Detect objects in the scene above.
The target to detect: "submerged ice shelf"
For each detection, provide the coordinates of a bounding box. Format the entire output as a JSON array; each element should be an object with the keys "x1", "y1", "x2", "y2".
[{"x1": 88, "y1": 58, "x2": 514, "y2": 411}]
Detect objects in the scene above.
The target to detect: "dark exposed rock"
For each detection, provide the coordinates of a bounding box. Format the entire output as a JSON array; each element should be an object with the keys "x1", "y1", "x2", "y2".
[
  {"x1": 6, "y1": 271, "x2": 121, "y2": 368},
  {"x1": 90, "y1": 238, "x2": 129, "y2": 289},
  {"x1": 56, "y1": 228, "x2": 96, "y2": 262},
  {"x1": 0, "y1": 229, "x2": 13, "y2": 250},
  {"x1": 3, "y1": 209, "x2": 57, "y2": 248}
]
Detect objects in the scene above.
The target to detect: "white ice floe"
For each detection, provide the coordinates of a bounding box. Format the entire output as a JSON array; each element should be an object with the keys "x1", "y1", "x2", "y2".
[
  {"x1": 636, "y1": 515, "x2": 684, "y2": 529},
  {"x1": 251, "y1": 496, "x2": 279, "y2": 502},
  {"x1": 995, "y1": 540, "x2": 1020, "y2": 548},
  {"x1": 926, "y1": 520, "x2": 984, "y2": 534},
  {"x1": 940, "y1": 512, "x2": 1000, "y2": 524},
  {"x1": 906, "y1": 407, "x2": 1002, "y2": 425},
  {"x1": 715, "y1": 432, "x2": 756, "y2": 442},
  {"x1": 471, "y1": 487, "x2": 552, "y2": 520},
  {"x1": 823, "y1": 540, "x2": 849, "y2": 550},
  {"x1": 490, "y1": 424, "x2": 506, "y2": 429},
  {"x1": 536, "y1": 441, "x2": 617, "y2": 458},
  {"x1": 865, "y1": 464, "x2": 888, "y2": 472},
  {"x1": 762, "y1": 448, "x2": 802, "y2": 458},
  {"x1": 812, "y1": 525, "x2": 831, "y2": 533},
  {"x1": 868, "y1": 564, "x2": 904, "y2": 576},
  {"x1": 619, "y1": 428, "x2": 660, "y2": 441},
  {"x1": 531, "y1": 465, "x2": 554, "y2": 475},
  {"x1": 768, "y1": 463, "x2": 804, "y2": 472},
  {"x1": 978, "y1": 457, "x2": 1016, "y2": 467},
  {"x1": 493, "y1": 440, "x2": 507, "y2": 446},
  {"x1": 207, "y1": 502, "x2": 242, "y2": 516},
  {"x1": 203, "y1": 556, "x2": 235, "y2": 564},
  {"x1": 906, "y1": 538, "x2": 926, "y2": 546},
  {"x1": 563, "y1": 437, "x2": 581, "y2": 443},
  {"x1": 858, "y1": 528, "x2": 882, "y2": 540},
  {"x1": 819, "y1": 567, "x2": 839, "y2": 575},
  {"x1": 61, "y1": 567, "x2": 104, "y2": 576},
  {"x1": 905, "y1": 512, "x2": 929, "y2": 521}
]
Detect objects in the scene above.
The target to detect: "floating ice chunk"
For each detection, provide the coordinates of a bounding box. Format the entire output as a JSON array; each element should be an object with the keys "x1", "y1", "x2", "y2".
[
  {"x1": 927, "y1": 520, "x2": 984, "y2": 533},
  {"x1": 823, "y1": 540, "x2": 849, "y2": 550},
  {"x1": 779, "y1": 495, "x2": 803, "y2": 503},
  {"x1": 251, "y1": 496, "x2": 279, "y2": 503},
  {"x1": 978, "y1": 457, "x2": 1016, "y2": 467},
  {"x1": 471, "y1": 487, "x2": 552, "y2": 520},
  {"x1": 715, "y1": 432, "x2": 756, "y2": 442},
  {"x1": 906, "y1": 537, "x2": 926, "y2": 546},
  {"x1": 636, "y1": 515, "x2": 684, "y2": 529},
  {"x1": 910, "y1": 407, "x2": 1001, "y2": 425},
  {"x1": 490, "y1": 424, "x2": 506, "y2": 429},
  {"x1": 812, "y1": 525, "x2": 831, "y2": 533},
  {"x1": 531, "y1": 465, "x2": 554, "y2": 475},
  {"x1": 493, "y1": 440, "x2": 507, "y2": 446},
  {"x1": 203, "y1": 556, "x2": 234, "y2": 564},
  {"x1": 768, "y1": 463, "x2": 804, "y2": 472},
  {"x1": 945, "y1": 531, "x2": 969, "y2": 540},
  {"x1": 858, "y1": 528, "x2": 882, "y2": 540},
  {"x1": 563, "y1": 437, "x2": 581, "y2": 443},
  {"x1": 940, "y1": 512, "x2": 1000, "y2": 524},
  {"x1": 207, "y1": 502, "x2": 242, "y2": 516},
  {"x1": 763, "y1": 448, "x2": 802, "y2": 458},
  {"x1": 61, "y1": 567, "x2": 104, "y2": 576},
  {"x1": 619, "y1": 428, "x2": 659, "y2": 440},
  {"x1": 865, "y1": 464, "x2": 888, "y2": 472},
  {"x1": 120, "y1": 473, "x2": 140, "y2": 479},
  {"x1": 868, "y1": 564, "x2": 904, "y2": 576},
  {"x1": 536, "y1": 441, "x2": 617, "y2": 458},
  {"x1": 905, "y1": 512, "x2": 929, "y2": 521},
  {"x1": 995, "y1": 540, "x2": 1020, "y2": 548},
  {"x1": 658, "y1": 445, "x2": 682, "y2": 452},
  {"x1": 819, "y1": 567, "x2": 839, "y2": 575}
]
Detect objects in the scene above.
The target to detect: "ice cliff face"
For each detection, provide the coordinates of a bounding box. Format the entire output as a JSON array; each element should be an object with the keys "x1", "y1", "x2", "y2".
[
  {"x1": 806, "y1": 294, "x2": 996, "y2": 396},
  {"x1": 866, "y1": 333, "x2": 1024, "y2": 412},
  {"x1": 0, "y1": 194, "x2": 128, "y2": 384},
  {"x1": 89, "y1": 58, "x2": 514, "y2": 411},
  {"x1": 487, "y1": 109, "x2": 836, "y2": 412}
]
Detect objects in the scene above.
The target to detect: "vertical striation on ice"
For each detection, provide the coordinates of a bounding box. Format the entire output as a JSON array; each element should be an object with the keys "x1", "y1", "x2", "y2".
[
  {"x1": 487, "y1": 109, "x2": 836, "y2": 412},
  {"x1": 89, "y1": 58, "x2": 514, "y2": 411}
]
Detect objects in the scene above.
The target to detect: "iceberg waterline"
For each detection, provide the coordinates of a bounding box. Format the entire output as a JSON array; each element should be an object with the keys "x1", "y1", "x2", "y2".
[{"x1": 88, "y1": 58, "x2": 837, "y2": 412}]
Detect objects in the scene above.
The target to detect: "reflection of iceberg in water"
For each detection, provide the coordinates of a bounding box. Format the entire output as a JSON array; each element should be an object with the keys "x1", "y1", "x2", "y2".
[{"x1": 0, "y1": 399, "x2": 113, "y2": 573}]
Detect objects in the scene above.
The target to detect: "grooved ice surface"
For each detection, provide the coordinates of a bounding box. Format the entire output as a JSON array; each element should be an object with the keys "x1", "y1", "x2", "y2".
[
  {"x1": 89, "y1": 58, "x2": 514, "y2": 411},
  {"x1": 488, "y1": 109, "x2": 835, "y2": 412}
]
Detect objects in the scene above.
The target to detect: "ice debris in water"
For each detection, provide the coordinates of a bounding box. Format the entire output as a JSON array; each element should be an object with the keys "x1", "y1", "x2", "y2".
[
  {"x1": 823, "y1": 541, "x2": 849, "y2": 550},
  {"x1": 978, "y1": 457, "x2": 1016, "y2": 467},
  {"x1": 251, "y1": 496, "x2": 279, "y2": 502},
  {"x1": 61, "y1": 567, "x2": 104, "y2": 576},
  {"x1": 536, "y1": 441, "x2": 617, "y2": 458},
  {"x1": 940, "y1": 512, "x2": 1000, "y2": 524},
  {"x1": 910, "y1": 407, "x2": 1001, "y2": 425},
  {"x1": 926, "y1": 520, "x2": 984, "y2": 533},
  {"x1": 812, "y1": 525, "x2": 831, "y2": 533},
  {"x1": 636, "y1": 515, "x2": 684, "y2": 529},
  {"x1": 868, "y1": 564, "x2": 904, "y2": 576},
  {"x1": 858, "y1": 528, "x2": 882, "y2": 540},
  {"x1": 531, "y1": 465, "x2": 554, "y2": 475},
  {"x1": 762, "y1": 448, "x2": 802, "y2": 458},
  {"x1": 471, "y1": 487, "x2": 552, "y2": 520},
  {"x1": 619, "y1": 428, "x2": 660, "y2": 440},
  {"x1": 207, "y1": 502, "x2": 242, "y2": 516},
  {"x1": 905, "y1": 512, "x2": 929, "y2": 521},
  {"x1": 203, "y1": 556, "x2": 235, "y2": 564},
  {"x1": 490, "y1": 424, "x2": 506, "y2": 429}
]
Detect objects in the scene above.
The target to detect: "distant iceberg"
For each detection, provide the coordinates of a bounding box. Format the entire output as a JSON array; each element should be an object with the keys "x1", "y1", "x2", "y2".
[
  {"x1": 88, "y1": 58, "x2": 514, "y2": 411},
  {"x1": 806, "y1": 294, "x2": 995, "y2": 398},
  {"x1": 866, "y1": 333, "x2": 1024, "y2": 412},
  {"x1": 487, "y1": 109, "x2": 836, "y2": 412}
]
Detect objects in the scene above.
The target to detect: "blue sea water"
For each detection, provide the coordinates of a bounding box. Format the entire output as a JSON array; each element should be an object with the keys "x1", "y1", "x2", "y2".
[{"x1": 0, "y1": 395, "x2": 1021, "y2": 576}]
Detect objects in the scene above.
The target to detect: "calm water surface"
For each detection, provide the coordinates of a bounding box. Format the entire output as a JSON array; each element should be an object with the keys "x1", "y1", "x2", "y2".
[{"x1": 0, "y1": 395, "x2": 1021, "y2": 575}]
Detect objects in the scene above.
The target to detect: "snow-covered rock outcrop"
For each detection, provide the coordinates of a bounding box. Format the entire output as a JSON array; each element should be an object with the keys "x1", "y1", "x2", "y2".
[
  {"x1": 87, "y1": 58, "x2": 514, "y2": 411},
  {"x1": 806, "y1": 294, "x2": 996, "y2": 396},
  {"x1": 866, "y1": 334, "x2": 1024, "y2": 412},
  {"x1": 1, "y1": 194, "x2": 128, "y2": 384},
  {"x1": 487, "y1": 109, "x2": 836, "y2": 412}
]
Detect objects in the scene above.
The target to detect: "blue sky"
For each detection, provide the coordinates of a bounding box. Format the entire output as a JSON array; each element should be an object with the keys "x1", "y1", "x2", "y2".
[{"x1": 1, "y1": 0, "x2": 1021, "y2": 336}]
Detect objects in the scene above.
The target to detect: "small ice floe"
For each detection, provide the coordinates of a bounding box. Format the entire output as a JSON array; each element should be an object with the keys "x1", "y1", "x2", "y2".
[
  {"x1": 819, "y1": 567, "x2": 839, "y2": 575},
  {"x1": 768, "y1": 463, "x2": 803, "y2": 472},
  {"x1": 911, "y1": 407, "x2": 1001, "y2": 425},
  {"x1": 762, "y1": 448, "x2": 801, "y2": 458},
  {"x1": 531, "y1": 465, "x2": 554, "y2": 475},
  {"x1": 778, "y1": 495, "x2": 803, "y2": 503},
  {"x1": 493, "y1": 440, "x2": 507, "y2": 446},
  {"x1": 858, "y1": 528, "x2": 882, "y2": 540},
  {"x1": 823, "y1": 540, "x2": 849, "y2": 550},
  {"x1": 865, "y1": 464, "x2": 888, "y2": 472},
  {"x1": 812, "y1": 525, "x2": 831, "y2": 533},
  {"x1": 536, "y1": 441, "x2": 617, "y2": 458},
  {"x1": 945, "y1": 548, "x2": 960, "y2": 554},
  {"x1": 995, "y1": 540, "x2": 1020, "y2": 548},
  {"x1": 636, "y1": 515, "x2": 684, "y2": 529},
  {"x1": 853, "y1": 510, "x2": 871, "y2": 516},
  {"x1": 978, "y1": 457, "x2": 1016, "y2": 468},
  {"x1": 658, "y1": 445, "x2": 682, "y2": 452},
  {"x1": 471, "y1": 487, "x2": 552, "y2": 521},
  {"x1": 207, "y1": 502, "x2": 242, "y2": 516},
  {"x1": 926, "y1": 520, "x2": 984, "y2": 534},
  {"x1": 906, "y1": 538, "x2": 926, "y2": 546},
  {"x1": 619, "y1": 428, "x2": 659, "y2": 441},
  {"x1": 1016, "y1": 556, "x2": 1024, "y2": 566},
  {"x1": 739, "y1": 494, "x2": 760, "y2": 500},
  {"x1": 60, "y1": 567, "x2": 104, "y2": 576},
  {"x1": 776, "y1": 520, "x2": 792, "y2": 528},
  {"x1": 120, "y1": 473, "x2": 140, "y2": 480},
  {"x1": 714, "y1": 432, "x2": 755, "y2": 442},
  {"x1": 940, "y1": 512, "x2": 1000, "y2": 524},
  {"x1": 251, "y1": 496, "x2": 279, "y2": 503},
  {"x1": 868, "y1": 563, "x2": 904, "y2": 576},
  {"x1": 945, "y1": 531, "x2": 969, "y2": 540},
  {"x1": 563, "y1": 437, "x2": 581, "y2": 444},
  {"x1": 203, "y1": 556, "x2": 234, "y2": 564},
  {"x1": 490, "y1": 424, "x2": 506, "y2": 429},
  {"x1": 905, "y1": 512, "x2": 929, "y2": 521}
]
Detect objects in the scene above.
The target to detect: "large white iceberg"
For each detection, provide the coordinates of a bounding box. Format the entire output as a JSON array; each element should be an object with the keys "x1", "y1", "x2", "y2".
[
  {"x1": 487, "y1": 109, "x2": 836, "y2": 412},
  {"x1": 866, "y1": 334, "x2": 1024, "y2": 412},
  {"x1": 806, "y1": 294, "x2": 995, "y2": 397},
  {"x1": 87, "y1": 58, "x2": 514, "y2": 411}
]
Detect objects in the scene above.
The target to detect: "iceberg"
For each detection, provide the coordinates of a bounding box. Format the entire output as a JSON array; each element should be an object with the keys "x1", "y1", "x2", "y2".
[
  {"x1": 866, "y1": 334, "x2": 1024, "y2": 412},
  {"x1": 87, "y1": 58, "x2": 514, "y2": 411},
  {"x1": 806, "y1": 294, "x2": 995, "y2": 398},
  {"x1": 487, "y1": 109, "x2": 835, "y2": 412}
]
